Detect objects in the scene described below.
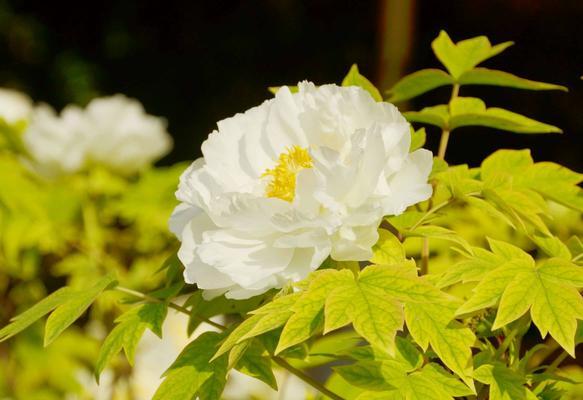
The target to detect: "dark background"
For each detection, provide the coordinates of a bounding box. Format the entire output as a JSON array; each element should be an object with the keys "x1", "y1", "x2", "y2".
[{"x1": 0, "y1": 0, "x2": 581, "y2": 170}]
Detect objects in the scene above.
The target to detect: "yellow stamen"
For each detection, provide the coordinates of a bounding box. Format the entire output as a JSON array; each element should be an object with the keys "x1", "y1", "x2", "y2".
[{"x1": 262, "y1": 146, "x2": 312, "y2": 202}]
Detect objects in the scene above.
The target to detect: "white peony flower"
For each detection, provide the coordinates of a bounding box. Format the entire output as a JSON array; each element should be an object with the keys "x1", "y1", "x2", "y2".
[
  {"x1": 23, "y1": 95, "x2": 172, "y2": 177},
  {"x1": 82, "y1": 95, "x2": 172, "y2": 175},
  {"x1": 23, "y1": 104, "x2": 89, "y2": 177},
  {"x1": 170, "y1": 82, "x2": 433, "y2": 299},
  {"x1": 0, "y1": 87, "x2": 32, "y2": 125}
]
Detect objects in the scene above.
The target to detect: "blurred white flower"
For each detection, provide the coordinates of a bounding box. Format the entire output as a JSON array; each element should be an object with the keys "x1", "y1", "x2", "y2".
[
  {"x1": 82, "y1": 95, "x2": 172, "y2": 175},
  {"x1": 23, "y1": 95, "x2": 172, "y2": 177},
  {"x1": 170, "y1": 82, "x2": 433, "y2": 299},
  {"x1": 23, "y1": 104, "x2": 89, "y2": 177},
  {"x1": 0, "y1": 88, "x2": 32, "y2": 125}
]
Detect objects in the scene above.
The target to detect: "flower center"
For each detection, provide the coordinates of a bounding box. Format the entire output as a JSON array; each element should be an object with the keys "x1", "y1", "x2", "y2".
[{"x1": 262, "y1": 145, "x2": 312, "y2": 202}]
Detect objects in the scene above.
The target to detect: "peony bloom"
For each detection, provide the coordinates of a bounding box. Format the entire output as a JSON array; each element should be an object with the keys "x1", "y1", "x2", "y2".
[
  {"x1": 0, "y1": 88, "x2": 33, "y2": 125},
  {"x1": 23, "y1": 95, "x2": 172, "y2": 177},
  {"x1": 23, "y1": 105, "x2": 89, "y2": 177},
  {"x1": 82, "y1": 95, "x2": 172, "y2": 175},
  {"x1": 170, "y1": 82, "x2": 433, "y2": 299}
]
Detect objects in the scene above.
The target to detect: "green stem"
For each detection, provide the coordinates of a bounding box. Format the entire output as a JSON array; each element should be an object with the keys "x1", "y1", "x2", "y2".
[
  {"x1": 494, "y1": 328, "x2": 520, "y2": 360},
  {"x1": 115, "y1": 286, "x2": 227, "y2": 331},
  {"x1": 437, "y1": 83, "x2": 460, "y2": 161},
  {"x1": 420, "y1": 238, "x2": 429, "y2": 275},
  {"x1": 273, "y1": 356, "x2": 345, "y2": 400},
  {"x1": 528, "y1": 339, "x2": 561, "y2": 369},
  {"x1": 546, "y1": 351, "x2": 570, "y2": 374},
  {"x1": 409, "y1": 199, "x2": 455, "y2": 232}
]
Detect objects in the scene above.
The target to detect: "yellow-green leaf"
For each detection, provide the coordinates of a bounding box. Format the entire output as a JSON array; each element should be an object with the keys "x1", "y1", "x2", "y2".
[
  {"x1": 458, "y1": 68, "x2": 567, "y2": 91},
  {"x1": 431, "y1": 31, "x2": 513, "y2": 79},
  {"x1": 388, "y1": 69, "x2": 454, "y2": 102},
  {"x1": 342, "y1": 64, "x2": 382, "y2": 101},
  {"x1": 44, "y1": 274, "x2": 117, "y2": 346}
]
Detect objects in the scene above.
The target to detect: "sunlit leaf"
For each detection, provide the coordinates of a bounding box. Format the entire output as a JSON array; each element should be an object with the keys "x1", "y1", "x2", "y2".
[
  {"x1": 431, "y1": 31, "x2": 513, "y2": 79},
  {"x1": 458, "y1": 68, "x2": 567, "y2": 91},
  {"x1": 388, "y1": 69, "x2": 454, "y2": 102}
]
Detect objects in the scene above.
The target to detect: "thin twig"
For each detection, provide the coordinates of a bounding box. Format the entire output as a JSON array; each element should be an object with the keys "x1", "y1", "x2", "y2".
[
  {"x1": 494, "y1": 328, "x2": 520, "y2": 360},
  {"x1": 546, "y1": 351, "x2": 570, "y2": 375},
  {"x1": 437, "y1": 83, "x2": 460, "y2": 161},
  {"x1": 273, "y1": 356, "x2": 345, "y2": 400},
  {"x1": 115, "y1": 286, "x2": 227, "y2": 331}
]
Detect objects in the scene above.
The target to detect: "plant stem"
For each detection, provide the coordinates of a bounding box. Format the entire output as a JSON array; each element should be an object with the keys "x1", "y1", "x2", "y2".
[
  {"x1": 527, "y1": 338, "x2": 561, "y2": 369},
  {"x1": 273, "y1": 356, "x2": 345, "y2": 400},
  {"x1": 437, "y1": 83, "x2": 460, "y2": 161},
  {"x1": 410, "y1": 199, "x2": 454, "y2": 232},
  {"x1": 380, "y1": 219, "x2": 403, "y2": 242},
  {"x1": 494, "y1": 328, "x2": 520, "y2": 360},
  {"x1": 114, "y1": 286, "x2": 227, "y2": 331},
  {"x1": 420, "y1": 238, "x2": 429, "y2": 275},
  {"x1": 546, "y1": 351, "x2": 570, "y2": 374}
]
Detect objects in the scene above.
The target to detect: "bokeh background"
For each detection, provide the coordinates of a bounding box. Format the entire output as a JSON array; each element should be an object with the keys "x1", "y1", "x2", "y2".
[{"x1": 0, "y1": 0, "x2": 581, "y2": 169}]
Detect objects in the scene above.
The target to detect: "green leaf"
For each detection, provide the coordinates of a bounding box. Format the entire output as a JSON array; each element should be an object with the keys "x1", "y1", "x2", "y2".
[
  {"x1": 458, "y1": 248, "x2": 583, "y2": 355},
  {"x1": 370, "y1": 229, "x2": 406, "y2": 265},
  {"x1": 276, "y1": 270, "x2": 353, "y2": 353},
  {"x1": 44, "y1": 274, "x2": 117, "y2": 346},
  {"x1": 405, "y1": 300, "x2": 475, "y2": 388},
  {"x1": 185, "y1": 291, "x2": 266, "y2": 335},
  {"x1": 325, "y1": 273, "x2": 404, "y2": 354},
  {"x1": 518, "y1": 162, "x2": 583, "y2": 212},
  {"x1": 344, "y1": 337, "x2": 423, "y2": 371},
  {"x1": 532, "y1": 233, "x2": 572, "y2": 260},
  {"x1": 342, "y1": 64, "x2": 383, "y2": 101},
  {"x1": 481, "y1": 150, "x2": 583, "y2": 212},
  {"x1": 153, "y1": 332, "x2": 227, "y2": 400},
  {"x1": 212, "y1": 293, "x2": 300, "y2": 360},
  {"x1": 482, "y1": 188, "x2": 550, "y2": 235},
  {"x1": 409, "y1": 127, "x2": 426, "y2": 152},
  {"x1": 388, "y1": 69, "x2": 454, "y2": 102},
  {"x1": 458, "y1": 68, "x2": 567, "y2": 91},
  {"x1": 435, "y1": 164, "x2": 483, "y2": 198},
  {"x1": 357, "y1": 263, "x2": 446, "y2": 304},
  {"x1": 473, "y1": 363, "x2": 538, "y2": 400},
  {"x1": 347, "y1": 361, "x2": 473, "y2": 399},
  {"x1": 0, "y1": 287, "x2": 74, "y2": 342},
  {"x1": 449, "y1": 97, "x2": 562, "y2": 134},
  {"x1": 94, "y1": 302, "x2": 169, "y2": 380},
  {"x1": 404, "y1": 225, "x2": 473, "y2": 255},
  {"x1": 403, "y1": 105, "x2": 449, "y2": 129},
  {"x1": 438, "y1": 246, "x2": 504, "y2": 288},
  {"x1": 335, "y1": 360, "x2": 396, "y2": 391},
  {"x1": 431, "y1": 30, "x2": 513, "y2": 79},
  {"x1": 234, "y1": 340, "x2": 277, "y2": 390}
]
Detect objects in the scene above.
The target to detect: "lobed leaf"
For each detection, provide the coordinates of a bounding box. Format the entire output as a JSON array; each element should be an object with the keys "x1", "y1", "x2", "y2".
[
  {"x1": 405, "y1": 300, "x2": 476, "y2": 389},
  {"x1": 458, "y1": 240, "x2": 583, "y2": 356},
  {"x1": 431, "y1": 30, "x2": 513, "y2": 79}
]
